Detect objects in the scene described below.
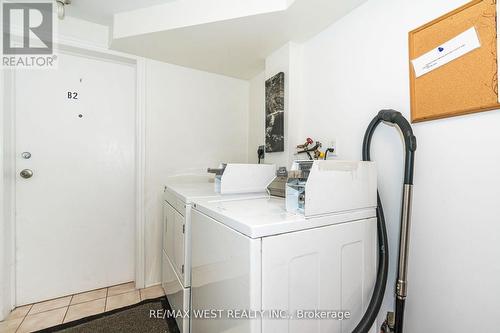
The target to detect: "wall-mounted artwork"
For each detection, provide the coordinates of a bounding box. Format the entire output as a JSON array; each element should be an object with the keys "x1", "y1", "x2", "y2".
[{"x1": 265, "y1": 72, "x2": 285, "y2": 153}]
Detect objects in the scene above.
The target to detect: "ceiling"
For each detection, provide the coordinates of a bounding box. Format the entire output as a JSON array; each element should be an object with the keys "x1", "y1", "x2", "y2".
[
  {"x1": 65, "y1": 0, "x2": 176, "y2": 25},
  {"x1": 64, "y1": 0, "x2": 366, "y2": 79},
  {"x1": 110, "y1": 0, "x2": 367, "y2": 79}
]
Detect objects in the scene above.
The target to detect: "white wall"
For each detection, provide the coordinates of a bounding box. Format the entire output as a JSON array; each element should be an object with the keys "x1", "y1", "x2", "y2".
[
  {"x1": 7, "y1": 15, "x2": 109, "y2": 50},
  {"x1": 51, "y1": 16, "x2": 250, "y2": 288},
  {"x1": 253, "y1": 42, "x2": 303, "y2": 168},
  {"x1": 55, "y1": 16, "x2": 109, "y2": 49},
  {"x1": 293, "y1": 0, "x2": 500, "y2": 331},
  {"x1": 144, "y1": 59, "x2": 249, "y2": 285},
  {"x1": 1, "y1": 14, "x2": 250, "y2": 306},
  {"x1": 249, "y1": 0, "x2": 500, "y2": 330},
  {"x1": 247, "y1": 72, "x2": 265, "y2": 163}
]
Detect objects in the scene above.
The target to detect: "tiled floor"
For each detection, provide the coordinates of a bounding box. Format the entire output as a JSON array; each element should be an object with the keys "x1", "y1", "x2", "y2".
[{"x1": 0, "y1": 282, "x2": 165, "y2": 333}]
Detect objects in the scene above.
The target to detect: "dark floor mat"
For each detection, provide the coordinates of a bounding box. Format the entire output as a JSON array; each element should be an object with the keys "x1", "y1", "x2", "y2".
[{"x1": 39, "y1": 297, "x2": 179, "y2": 333}]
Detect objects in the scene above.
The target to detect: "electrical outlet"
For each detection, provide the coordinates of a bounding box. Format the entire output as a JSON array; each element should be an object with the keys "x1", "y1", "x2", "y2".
[{"x1": 327, "y1": 139, "x2": 338, "y2": 157}]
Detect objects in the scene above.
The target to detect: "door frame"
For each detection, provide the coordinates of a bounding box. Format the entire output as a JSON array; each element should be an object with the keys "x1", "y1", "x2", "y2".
[{"x1": 2, "y1": 39, "x2": 147, "y2": 314}]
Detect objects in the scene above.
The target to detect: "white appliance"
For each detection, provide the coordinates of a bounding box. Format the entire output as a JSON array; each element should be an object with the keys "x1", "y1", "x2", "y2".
[
  {"x1": 162, "y1": 166, "x2": 276, "y2": 333},
  {"x1": 190, "y1": 161, "x2": 378, "y2": 333},
  {"x1": 210, "y1": 163, "x2": 276, "y2": 194}
]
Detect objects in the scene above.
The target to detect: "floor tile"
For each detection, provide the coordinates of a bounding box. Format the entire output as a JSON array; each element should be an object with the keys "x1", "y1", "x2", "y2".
[
  {"x1": 140, "y1": 285, "x2": 165, "y2": 301},
  {"x1": 17, "y1": 307, "x2": 66, "y2": 333},
  {"x1": 107, "y1": 282, "x2": 136, "y2": 297},
  {"x1": 105, "y1": 291, "x2": 140, "y2": 312},
  {"x1": 71, "y1": 288, "x2": 107, "y2": 305},
  {"x1": 64, "y1": 299, "x2": 105, "y2": 323},
  {"x1": 0, "y1": 318, "x2": 23, "y2": 333},
  {"x1": 29, "y1": 296, "x2": 72, "y2": 315},
  {"x1": 5, "y1": 304, "x2": 32, "y2": 321}
]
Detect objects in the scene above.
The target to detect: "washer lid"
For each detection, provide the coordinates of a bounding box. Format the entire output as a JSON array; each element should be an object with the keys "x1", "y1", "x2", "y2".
[
  {"x1": 165, "y1": 182, "x2": 269, "y2": 204},
  {"x1": 165, "y1": 176, "x2": 270, "y2": 204},
  {"x1": 193, "y1": 196, "x2": 376, "y2": 239},
  {"x1": 165, "y1": 181, "x2": 219, "y2": 203}
]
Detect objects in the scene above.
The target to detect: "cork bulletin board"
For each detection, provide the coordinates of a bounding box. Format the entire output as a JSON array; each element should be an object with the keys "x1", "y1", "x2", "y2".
[{"x1": 409, "y1": 0, "x2": 500, "y2": 123}]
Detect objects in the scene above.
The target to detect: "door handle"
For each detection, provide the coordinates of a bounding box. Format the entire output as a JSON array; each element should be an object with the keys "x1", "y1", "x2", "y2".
[{"x1": 20, "y1": 169, "x2": 33, "y2": 179}]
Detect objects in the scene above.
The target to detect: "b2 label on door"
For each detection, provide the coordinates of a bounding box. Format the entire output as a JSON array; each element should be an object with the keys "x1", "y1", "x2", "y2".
[{"x1": 67, "y1": 91, "x2": 78, "y2": 100}]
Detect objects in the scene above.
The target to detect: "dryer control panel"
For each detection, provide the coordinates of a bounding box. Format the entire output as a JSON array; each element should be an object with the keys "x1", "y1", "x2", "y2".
[{"x1": 286, "y1": 160, "x2": 377, "y2": 217}]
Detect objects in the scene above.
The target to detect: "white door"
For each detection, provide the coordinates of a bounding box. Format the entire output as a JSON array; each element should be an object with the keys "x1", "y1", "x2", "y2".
[{"x1": 15, "y1": 52, "x2": 136, "y2": 305}]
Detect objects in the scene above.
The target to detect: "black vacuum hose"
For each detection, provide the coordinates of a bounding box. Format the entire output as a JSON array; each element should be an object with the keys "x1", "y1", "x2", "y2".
[
  {"x1": 351, "y1": 191, "x2": 389, "y2": 333},
  {"x1": 394, "y1": 298, "x2": 405, "y2": 333},
  {"x1": 352, "y1": 110, "x2": 416, "y2": 333}
]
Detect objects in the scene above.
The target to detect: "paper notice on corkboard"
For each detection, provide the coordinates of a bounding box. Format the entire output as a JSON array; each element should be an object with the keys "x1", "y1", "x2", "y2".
[{"x1": 412, "y1": 27, "x2": 481, "y2": 78}]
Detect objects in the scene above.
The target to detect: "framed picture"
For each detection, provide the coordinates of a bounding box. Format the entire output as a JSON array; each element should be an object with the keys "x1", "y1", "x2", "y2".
[{"x1": 265, "y1": 72, "x2": 285, "y2": 152}]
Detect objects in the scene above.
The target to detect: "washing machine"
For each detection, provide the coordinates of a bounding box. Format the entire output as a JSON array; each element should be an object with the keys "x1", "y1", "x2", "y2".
[
  {"x1": 161, "y1": 165, "x2": 276, "y2": 333},
  {"x1": 190, "y1": 160, "x2": 378, "y2": 333}
]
